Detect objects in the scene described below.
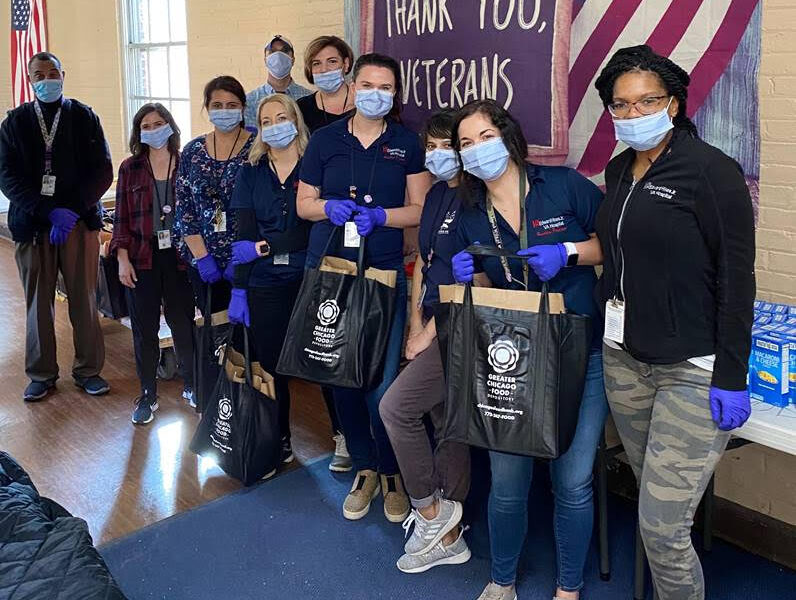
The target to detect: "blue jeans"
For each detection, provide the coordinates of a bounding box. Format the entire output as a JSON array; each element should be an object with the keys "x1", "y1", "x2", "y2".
[
  {"x1": 488, "y1": 351, "x2": 608, "y2": 591},
  {"x1": 333, "y1": 270, "x2": 407, "y2": 475}
]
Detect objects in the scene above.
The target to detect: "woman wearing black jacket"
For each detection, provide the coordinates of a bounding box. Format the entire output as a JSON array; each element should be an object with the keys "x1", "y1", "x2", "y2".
[{"x1": 594, "y1": 46, "x2": 755, "y2": 600}]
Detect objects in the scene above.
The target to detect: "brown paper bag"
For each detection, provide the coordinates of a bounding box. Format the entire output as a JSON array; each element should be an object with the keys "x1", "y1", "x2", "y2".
[
  {"x1": 320, "y1": 256, "x2": 397, "y2": 288},
  {"x1": 438, "y1": 284, "x2": 565, "y2": 314}
]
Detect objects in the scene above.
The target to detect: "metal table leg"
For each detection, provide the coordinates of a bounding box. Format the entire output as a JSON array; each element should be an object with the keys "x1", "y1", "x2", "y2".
[
  {"x1": 634, "y1": 521, "x2": 646, "y2": 600},
  {"x1": 597, "y1": 439, "x2": 611, "y2": 581}
]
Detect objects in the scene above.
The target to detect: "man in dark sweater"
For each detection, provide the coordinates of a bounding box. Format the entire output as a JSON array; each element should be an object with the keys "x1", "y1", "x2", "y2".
[{"x1": 0, "y1": 52, "x2": 113, "y2": 401}]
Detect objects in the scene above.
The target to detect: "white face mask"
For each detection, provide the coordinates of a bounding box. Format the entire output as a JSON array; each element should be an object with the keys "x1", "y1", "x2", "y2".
[{"x1": 611, "y1": 97, "x2": 674, "y2": 151}]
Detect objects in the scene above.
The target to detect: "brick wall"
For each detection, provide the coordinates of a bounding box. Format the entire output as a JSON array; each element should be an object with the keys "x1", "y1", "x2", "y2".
[
  {"x1": 713, "y1": 0, "x2": 796, "y2": 526},
  {"x1": 185, "y1": 0, "x2": 344, "y2": 139}
]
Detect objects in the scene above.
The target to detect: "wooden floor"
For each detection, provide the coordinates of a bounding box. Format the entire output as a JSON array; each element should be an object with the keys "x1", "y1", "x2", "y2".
[{"x1": 0, "y1": 238, "x2": 334, "y2": 545}]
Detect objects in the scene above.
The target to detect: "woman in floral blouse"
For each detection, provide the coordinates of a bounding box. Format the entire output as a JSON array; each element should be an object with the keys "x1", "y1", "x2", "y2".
[{"x1": 173, "y1": 75, "x2": 254, "y2": 315}]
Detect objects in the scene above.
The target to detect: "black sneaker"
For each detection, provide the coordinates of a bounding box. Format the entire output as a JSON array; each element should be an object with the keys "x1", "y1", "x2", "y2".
[
  {"x1": 281, "y1": 437, "x2": 294, "y2": 464},
  {"x1": 132, "y1": 393, "x2": 158, "y2": 425},
  {"x1": 74, "y1": 375, "x2": 110, "y2": 396},
  {"x1": 23, "y1": 378, "x2": 57, "y2": 402}
]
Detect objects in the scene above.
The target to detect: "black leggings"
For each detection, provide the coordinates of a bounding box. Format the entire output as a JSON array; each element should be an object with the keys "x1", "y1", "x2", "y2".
[{"x1": 248, "y1": 281, "x2": 302, "y2": 442}]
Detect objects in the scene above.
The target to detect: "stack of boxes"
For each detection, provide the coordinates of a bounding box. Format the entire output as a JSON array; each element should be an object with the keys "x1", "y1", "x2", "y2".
[{"x1": 750, "y1": 301, "x2": 796, "y2": 407}]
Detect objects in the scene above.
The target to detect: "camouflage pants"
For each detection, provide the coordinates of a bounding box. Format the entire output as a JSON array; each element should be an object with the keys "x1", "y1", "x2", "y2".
[{"x1": 603, "y1": 344, "x2": 730, "y2": 600}]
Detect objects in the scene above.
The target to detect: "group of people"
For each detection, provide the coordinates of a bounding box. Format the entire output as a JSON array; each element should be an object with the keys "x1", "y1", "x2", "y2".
[{"x1": 0, "y1": 33, "x2": 755, "y2": 600}]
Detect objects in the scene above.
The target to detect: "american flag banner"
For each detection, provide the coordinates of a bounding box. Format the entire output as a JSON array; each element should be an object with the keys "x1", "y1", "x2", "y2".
[
  {"x1": 11, "y1": 0, "x2": 49, "y2": 107},
  {"x1": 356, "y1": 0, "x2": 761, "y2": 197}
]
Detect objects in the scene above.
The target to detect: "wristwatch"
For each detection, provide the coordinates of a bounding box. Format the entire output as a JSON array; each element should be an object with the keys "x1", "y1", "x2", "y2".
[
  {"x1": 563, "y1": 242, "x2": 579, "y2": 266},
  {"x1": 257, "y1": 240, "x2": 271, "y2": 257}
]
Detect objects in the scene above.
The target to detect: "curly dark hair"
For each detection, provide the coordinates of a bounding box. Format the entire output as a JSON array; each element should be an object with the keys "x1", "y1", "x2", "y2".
[
  {"x1": 451, "y1": 99, "x2": 528, "y2": 206},
  {"x1": 594, "y1": 44, "x2": 698, "y2": 137}
]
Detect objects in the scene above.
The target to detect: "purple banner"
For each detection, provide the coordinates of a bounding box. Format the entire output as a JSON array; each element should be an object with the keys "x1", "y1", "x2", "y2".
[{"x1": 369, "y1": 0, "x2": 567, "y2": 152}]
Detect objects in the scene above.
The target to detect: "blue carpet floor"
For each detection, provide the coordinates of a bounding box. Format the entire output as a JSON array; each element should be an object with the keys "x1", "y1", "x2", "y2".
[{"x1": 100, "y1": 456, "x2": 795, "y2": 599}]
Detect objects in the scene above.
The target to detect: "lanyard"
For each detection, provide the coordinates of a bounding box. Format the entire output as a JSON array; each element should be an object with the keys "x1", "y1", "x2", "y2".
[
  {"x1": 269, "y1": 157, "x2": 296, "y2": 217},
  {"x1": 319, "y1": 86, "x2": 350, "y2": 125},
  {"x1": 209, "y1": 128, "x2": 242, "y2": 222},
  {"x1": 147, "y1": 153, "x2": 175, "y2": 225},
  {"x1": 485, "y1": 173, "x2": 528, "y2": 288},
  {"x1": 348, "y1": 118, "x2": 384, "y2": 203},
  {"x1": 424, "y1": 186, "x2": 457, "y2": 268},
  {"x1": 34, "y1": 99, "x2": 62, "y2": 174}
]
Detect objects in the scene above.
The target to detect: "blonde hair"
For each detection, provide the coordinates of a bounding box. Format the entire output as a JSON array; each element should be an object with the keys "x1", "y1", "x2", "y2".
[{"x1": 248, "y1": 94, "x2": 310, "y2": 166}]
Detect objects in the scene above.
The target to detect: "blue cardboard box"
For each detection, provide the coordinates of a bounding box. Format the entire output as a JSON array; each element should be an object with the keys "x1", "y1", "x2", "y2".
[
  {"x1": 754, "y1": 300, "x2": 763, "y2": 311},
  {"x1": 749, "y1": 333, "x2": 790, "y2": 407},
  {"x1": 755, "y1": 313, "x2": 772, "y2": 325},
  {"x1": 772, "y1": 304, "x2": 789, "y2": 315},
  {"x1": 759, "y1": 302, "x2": 777, "y2": 313}
]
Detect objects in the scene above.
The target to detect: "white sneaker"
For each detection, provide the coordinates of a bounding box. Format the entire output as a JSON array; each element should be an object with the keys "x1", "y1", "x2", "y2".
[
  {"x1": 329, "y1": 432, "x2": 352, "y2": 472},
  {"x1": 396, "y1": 527, "x2": 471, "y2": 574}
]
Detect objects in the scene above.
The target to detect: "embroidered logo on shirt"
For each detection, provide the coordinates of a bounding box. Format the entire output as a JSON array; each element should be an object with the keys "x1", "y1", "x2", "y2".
[
  {"x1": 532, "y1": 215, "x2": 567, "y2": 236},
  {"x1": 643, "y1": 182, "x2": 677, "y2": 200},
  {"x1": 382, "y1": 145, "x2": 407, "y2": 161},
  {"x1": 437, "y1": 210, "x2": 457, "y2": 235}
]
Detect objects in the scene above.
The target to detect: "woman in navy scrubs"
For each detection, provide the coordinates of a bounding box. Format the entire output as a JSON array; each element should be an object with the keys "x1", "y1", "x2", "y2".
[
  {"x1": 380, "y1": 109, "x2": 472, "y2": 573},
  {"x1": 450, "y1": 100, "x2": 607, "y2": 600},
  {"x1": 227, "y1": 94, "x2": 311, "y2": 467},
  {"x1": 297, "y1": 53, "x2": 431, "y2": 524}
]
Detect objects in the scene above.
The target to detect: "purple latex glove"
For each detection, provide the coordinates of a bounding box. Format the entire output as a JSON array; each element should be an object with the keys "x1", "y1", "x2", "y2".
[
  {"x1": 452, "y1": 249, "x2": 475, "y2": 283},
  {"x1": 231, "y1": 240, "x2": 259, "y2": 265},
  {"x1": 49, "y1": 208, "x2": 79, "y2": 230},
  {"x1": 353, "y1": 206, "x2": 387, "y2": 237},
  {"x1": 709, "y1": 387, "x2": 751, "y2": 431},
  {"x1": 49, "y1": 225, "x2": 70, "y2": 245},
  {"x1": 223, "y1": 261, "x2": 236, "y2": 282},
  {"x1": 196, "y1": 254, "x2": 222, "y2": 283},
  {"x1": 324, "y1": 199, "x2": 357, "y2": 226},
  {"x1": 517, "y1": 243, "x2": 567, "y2": 282},
  {"x1": 228, "y1": 288, "x2": 250, "y2": 327}
]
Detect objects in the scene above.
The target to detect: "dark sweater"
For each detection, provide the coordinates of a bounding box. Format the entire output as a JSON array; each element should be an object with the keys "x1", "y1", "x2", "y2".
[
  {"x1": 0, "y1": 98, "x2": 113, "y2": 242},
  {"x1": 595, "y1": 128, "x2": 755, "y2": 391}
]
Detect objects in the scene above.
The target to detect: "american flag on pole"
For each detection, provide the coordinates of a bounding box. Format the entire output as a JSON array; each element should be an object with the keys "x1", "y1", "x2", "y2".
[
  {"x1": 11, "y1": 0, "x2": 48, "y2": 107},
  {"x1": 566, "y1": 0, "x2": 760, "y2": 182}
]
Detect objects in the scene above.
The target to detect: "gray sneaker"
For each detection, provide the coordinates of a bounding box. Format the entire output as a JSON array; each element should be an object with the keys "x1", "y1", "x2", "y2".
[
  {"x1": 329, "y1": 432, "x2": 352, "y2": 472},
  {"x1": 476, "y1": 583, "x2": 517, "y2": 600},
  {"x1": 396, "y1": 527, "x2": 471, "y2": 574},
  {"x1": 402, "y1": 498, "x2": 463, "y2": 555}
]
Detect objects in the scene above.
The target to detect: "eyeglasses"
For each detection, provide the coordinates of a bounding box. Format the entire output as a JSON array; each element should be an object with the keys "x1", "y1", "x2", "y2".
[{"x1": 608, "y1": 95, "x2": 670, "y2": 118}]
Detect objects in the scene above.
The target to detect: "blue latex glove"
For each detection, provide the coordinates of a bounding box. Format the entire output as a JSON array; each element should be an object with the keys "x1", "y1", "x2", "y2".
[
  {"x1": 228, "y1": 288, "x2": 250, "y2": 327},
  {"x1": 517, "y1": 243, "x2": 567, "y2": 282},
  {"x1": 353, "y1": 206, "x2": 387, "y2": 237},
  {"x1": 49, "y1": 208, "x2": 79, "y2": 230},
  {"x1": 231, "y1": 240, "x2": 259, "y2": 265},
  {"x1": 223, "y1": 261, "x2": 236, "y2": 282},
  {"x1": 324, "y1": 199, "x2": 357, "y2": 226},
  {"x1": 48, "y1": 208, "x2": 79, "y2": 246},
  {"x1": 452, "y1": 249, "x2": 475, "y2": 283},
  {"x1": 709, "y1": 387, "x2": 751, "y2": 431},
  {"x1": 196, "y1": 254, "x2": 222, "y2": 283},
  {"x1": 49, "y1": 225, "x2": 70, "y2": 245}
]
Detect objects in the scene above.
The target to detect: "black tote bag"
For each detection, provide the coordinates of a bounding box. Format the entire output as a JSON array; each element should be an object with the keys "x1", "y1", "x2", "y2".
[
  {"x1": 193, "y1": 286, "x2": 232, "y2": 413},
  {"x1": 97, "y1": 254, "x2": 128, "y2": 319},
  {"x1": 189, "y1": 327, "x2": 281, "y2": 486},
  {"x1": 277, "y1": 231, "x2": 396, "y2": 390},
  {"x1": 435, "y1": 245, "x2": 592, "y2": 459}
]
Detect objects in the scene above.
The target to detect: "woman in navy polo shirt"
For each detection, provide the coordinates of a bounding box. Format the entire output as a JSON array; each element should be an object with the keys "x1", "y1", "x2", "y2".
[
  {"x1": 173, "y1": 76, "x2": 254, "y2": 317},
  {"x1": 297, "y1": 53, "x2": 431, "y2": 524},
  {"x1": 227, "y1": 94, "x2": 311, "y2": 466},
  {"x1": 380, "y1": 109, "x2": 472, "y2": 574},
  {"x1": 450, "y1": 100, "x2": 607, "y2": 600}
]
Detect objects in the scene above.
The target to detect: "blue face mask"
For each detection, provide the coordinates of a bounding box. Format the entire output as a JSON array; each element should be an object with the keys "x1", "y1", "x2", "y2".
[
  {"x1": 314, "y1": 69, "x2": 345, "y2": 94},
  {"x1": 33, "y1": 79, "x2": 63, "y2": 103},
  {"x1": 612, "y1": 98, "x2": 674, "y2": 151},
  {"x1": 355, "y1": 89, "x2": 393, "y2": 120},
  {"x1": 209, "y1": 108, "x2": 242, "y2": 133},
  {"x1": 425, "y1": 148, "x2": 460, "y2": 182},
  {"x1": 261, "y1": 120, "x2": 298, "y2": 149},
  {"x1": 140, "y1": 124, "x2": 174, "y2": 150},
  {"x1": 266, "y1": 51, "x2": 293, "y2": 79},
  {"x1": 459, "y1": 137, "x2": 510, "y2": 182}
]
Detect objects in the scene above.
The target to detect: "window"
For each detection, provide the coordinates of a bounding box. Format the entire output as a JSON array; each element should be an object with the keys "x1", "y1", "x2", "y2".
[{"x1": 122, "y1": 0, "x2": 190, "y2": 143}]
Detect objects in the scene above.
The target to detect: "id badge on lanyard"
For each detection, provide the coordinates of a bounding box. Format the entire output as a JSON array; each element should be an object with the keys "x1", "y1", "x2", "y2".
[
  {"x1": 35, "y1": 100, "x2": 62, "y2": 196},
  {"x1": 603, "y1": 177, "x2": 636, "y2": 346},
  {"x1": 486, "y1": 174, "x2": 528, "y2": 288}
]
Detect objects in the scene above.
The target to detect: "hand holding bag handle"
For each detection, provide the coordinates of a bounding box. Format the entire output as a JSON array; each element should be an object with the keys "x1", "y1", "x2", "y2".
[{"x1": 318, "y1": 226, "x2": 368, "y2": 279}]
